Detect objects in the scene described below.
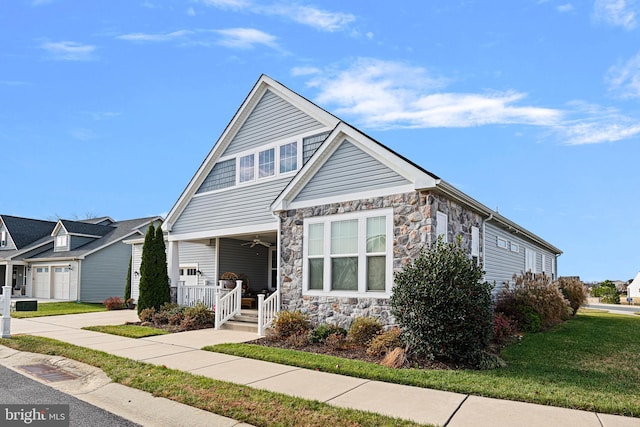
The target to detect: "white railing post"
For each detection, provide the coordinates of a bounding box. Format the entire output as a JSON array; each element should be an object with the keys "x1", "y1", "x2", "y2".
[
  {"x1": 257, "y1": 294, "x2": 265, "y2": 336},
  {"x1": 214, "y1": 286, "x2": 221, "y2": 330},
  {"x1": 235, "y1": 280, "x2": 242, "y2": 315},
  {"x1": 1, "y1": 285, "x2": 11, "y2": 338}
]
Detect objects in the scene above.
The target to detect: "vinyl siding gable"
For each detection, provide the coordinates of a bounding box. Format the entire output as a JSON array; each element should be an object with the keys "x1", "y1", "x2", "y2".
[
  {"x1": 223, "y1": 89, "x2": 325, "y2": 156},
  {"x1": 80, "y1": 241, "x2": 131, "y2": 302},
  {"x1": 293, "y1": 140, "x2": 411, "y2": 203}
]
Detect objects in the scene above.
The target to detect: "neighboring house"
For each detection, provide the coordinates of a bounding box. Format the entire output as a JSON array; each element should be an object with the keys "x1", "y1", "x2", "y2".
[
  {"x1": 0, "y1": 214, "x2": 161, "y2": 302},
  {"x1": 152, "y1": 74, "x2": 561, "y2": 328},
  {"x1": 628, "y1": 272, "x2": 640, "y2": 298}
]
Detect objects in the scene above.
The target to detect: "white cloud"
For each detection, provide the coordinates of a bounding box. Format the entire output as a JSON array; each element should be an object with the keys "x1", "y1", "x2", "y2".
[
  {"x1": 593, "y1": 0, "x2": 637, "y2": 29},
  {"x1": 304, "y1": 58, "x2": 640, "y2": 145},
  {"x1": 606, "y1": 51, "x2": 640, "y2": 98},
  {"x1": 262, "y1": 4, "x2": 355, "y2": 32},
  {"x1": 557, "y1": 3, "x2": 575, "y2": 12},
  {"x1": 88, "y1": 111, "x2": 121, "y2": 120},
  {"x1": 117, "y1": 30, "x2": 192, "y2": 42},
  {"x1": 187, "y1": 7, "x2": 196, "y2": 16},
  {"x1": 0, "y1": 80, "x2": 29, "y2": 86},
  {"x1": 70, "y1": 128, "x2": 97, "y2": 141},
  {"x1": 291, "y1": 66, "x2": 321, "y2": 77},
  {"x1": 40, "y1": 41, "x2": 96, "y2": 61},
  {"x1": 213, "y1": 28, "x2": 278, "y2": 49},
  {"x1": 307, "y1": 58, "x2": 560, "y2": 129},
  {"x1": 198, "y1": 0, "x2": 355, "y2": 32}
]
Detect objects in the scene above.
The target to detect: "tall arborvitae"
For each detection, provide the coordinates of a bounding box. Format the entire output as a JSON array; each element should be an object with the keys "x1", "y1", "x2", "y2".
[
  {"x1": 137, "y1": 222, "x2": 156, "y2": 314},
  {"x1": 124, "y1": 255, "x2": 132, "y2": 302},
  {"x1": 154, "y1": 223, "x2": 170, "y2": 306}
]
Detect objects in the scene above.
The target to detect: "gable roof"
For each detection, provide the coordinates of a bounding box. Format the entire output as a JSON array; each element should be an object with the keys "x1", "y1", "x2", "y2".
[
  {"x1": 162, "y1": 74, "x2": 341, "y2": 232},
  {"x1": 0, "y1": 215, "x2": 56, "y2": 249},
  {"x1": 28, "y1": 216, "x2": 161, "y2": 261},
  {"x1": 52, "y1": 219, "x2": 114, "y2": 238}
]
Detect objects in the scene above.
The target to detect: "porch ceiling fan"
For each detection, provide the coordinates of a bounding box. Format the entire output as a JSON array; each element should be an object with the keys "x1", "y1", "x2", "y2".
[{"x1": 241, "y1": 236, "x2": 272, "y2": 248}]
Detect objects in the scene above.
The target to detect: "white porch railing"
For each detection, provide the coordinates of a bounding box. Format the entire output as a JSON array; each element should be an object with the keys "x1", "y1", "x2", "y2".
[
  {"x1": 215, "y1": 280, "x2": 242, "y2": 330},
  {"x1": 177, "y1": 284, "x2": 217, "y2": 308},
  {"x1": 1, "y1": 285, "x2": 11, "y2": 338},
  {"x1": 257, "y1": 291, "x2": 279, "y2": 336}
]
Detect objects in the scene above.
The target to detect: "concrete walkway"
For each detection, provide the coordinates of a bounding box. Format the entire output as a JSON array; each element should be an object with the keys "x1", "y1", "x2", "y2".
[{"x1": 2, "y1": 311, "x2": 639, "y2": 427}]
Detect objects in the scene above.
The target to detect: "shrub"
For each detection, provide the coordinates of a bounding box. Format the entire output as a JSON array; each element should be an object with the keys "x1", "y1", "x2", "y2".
[
  {"x1": 181, "y1": 303, "x2": 214, "y2": 330},
  {"x1": 492, "y1": 312, "x2": 517, "y2": 345},
  {"x1": 308, "y1": 324, "x2": 347, "y2": 344},
  {"x1": 556, "y1": 277, "x2": 588, "y2": 316},
  {"x1": 103, "y1": 296, "x2": 124, "y2": 310},
  {"x1": 137, "y1": 222, "x2": 170, "y2": 314},
  {"x1": 271, "y1": 310, "x2": 310, "y2": 339},
  {"x1": 390, "y1": 236, "x2": 494, "y2": 367},
  {"x1": 366, "y1": 327, "x2": 402, "y2": 357},
  {"x1": 138, "y1": 307, "x2": 156, "y2": 323},
  {"x1": 286, "y1": 331, "x2": 310, "y2": 348},
  {"x1": 496, "y1": 272, "x2": 571, "y2": 332},
  {"x1": 325, "y1": 332, "x2": 348, "y2": 350},
  {"x1": 380, "y1": 347, "x2": 407, "y2": 368},
  {"x1": 348, "y1": 317, "x2": 383, "y2": 347}
]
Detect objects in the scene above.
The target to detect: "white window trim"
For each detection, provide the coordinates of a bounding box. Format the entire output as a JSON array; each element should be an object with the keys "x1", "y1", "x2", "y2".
[
  {"x1": 303, "y1": 208, "x2": 394, "y2": 298},
  {"x1": 436, "y1": 211, "x2": 448, "y2": 243},
  {"x1": 497, "y1": 236, "x2": 508, "y2": 249},
  {"x1": 233, "y1": 139, "x2": 302, "y2": 187},
  {"x1": 471, "y1": 226, "x2": 480, "y2": 257},
  {"x1": 0, "y1": 230, "x2": 6, "y2": 247},
  {"x1": 56, "y1": 235, "x2": 68, "y2": 248},
  {"x1": 510, "y1": 242, "x2": 519, "y2": 253},
  {"x1": 525, "y1": 248, "x2": 537, "y2": 274}
]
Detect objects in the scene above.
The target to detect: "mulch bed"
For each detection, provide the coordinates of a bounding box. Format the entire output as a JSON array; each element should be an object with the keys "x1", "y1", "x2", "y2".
[{"x1": 246, "y1": 336, "x2": 460, "y2": 370}]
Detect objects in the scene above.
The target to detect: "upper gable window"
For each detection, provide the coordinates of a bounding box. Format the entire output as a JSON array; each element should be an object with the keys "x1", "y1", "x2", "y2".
[
  {"x1": 259, "y1": 148, "x2": 275, "y2": 178},
  {"x1": 279, "y1": 142, "x2": 297, "y2": 173},
  {"x1": 0, "y1": 230, "x2": 6, "y2": 247},
  {"x1": 239, "y1": 154, "x2": 255, "y2": 183}
]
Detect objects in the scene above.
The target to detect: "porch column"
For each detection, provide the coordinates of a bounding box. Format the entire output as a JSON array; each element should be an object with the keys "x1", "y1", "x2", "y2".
[
  {"x1": 4, "y1": 261, "x2": 12, "y2": 289},
  {"x1": 167, "y1": 240, "x2": 180, "y2": 286}
]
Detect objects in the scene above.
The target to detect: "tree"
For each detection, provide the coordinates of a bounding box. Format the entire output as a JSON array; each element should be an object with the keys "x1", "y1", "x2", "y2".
[
  {"x1": 591, "y1": 280, "x2": 620, "y2": 304},
  {"x1": 390, "y1": 236, "x2": 494, "y2": 367},
  {"x1": 137, "y1": 222, "x2": 170, "y2": 314},
  {"x1": 124, "y1": 255, "x2": 132, "y2": 302}
]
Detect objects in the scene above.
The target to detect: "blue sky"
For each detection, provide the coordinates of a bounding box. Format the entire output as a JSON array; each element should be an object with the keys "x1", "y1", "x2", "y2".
[{"x1": 2, "y1": 0, "x2": 640, "y2": 282}]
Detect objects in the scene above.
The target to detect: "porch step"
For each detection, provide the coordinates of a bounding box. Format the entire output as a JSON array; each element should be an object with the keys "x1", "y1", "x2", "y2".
[{"x1": 221, "y1": 320, "x2": 258, "y2": 333}]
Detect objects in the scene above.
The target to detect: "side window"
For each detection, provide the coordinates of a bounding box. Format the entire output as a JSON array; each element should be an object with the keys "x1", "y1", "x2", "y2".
[{"x1": 436, "y1": 211, "x2": 448, "y2": 242}]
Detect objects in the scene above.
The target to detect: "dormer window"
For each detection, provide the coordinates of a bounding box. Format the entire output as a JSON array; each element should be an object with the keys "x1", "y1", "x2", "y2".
[
  {"x1": 1, "y1": 230, "x2": 6, "y2": 247},
  {"x1": 56, "y1": 235, "x2": 67, "y2": 247}
]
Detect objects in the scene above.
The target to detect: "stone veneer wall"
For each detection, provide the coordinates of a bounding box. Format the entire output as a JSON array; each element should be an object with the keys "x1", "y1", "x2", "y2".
[{"x1": 278, "y1": 191, "x2": 484, "y2": 328}]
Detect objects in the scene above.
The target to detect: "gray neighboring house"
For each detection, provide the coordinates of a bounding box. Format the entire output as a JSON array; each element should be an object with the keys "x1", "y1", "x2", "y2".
[
  {"x1": 0, "y1": 214, "x2": 161, "y2": 302},
  {"x1": 151, "y1": 74, "x2": 561, "y2": 328}
]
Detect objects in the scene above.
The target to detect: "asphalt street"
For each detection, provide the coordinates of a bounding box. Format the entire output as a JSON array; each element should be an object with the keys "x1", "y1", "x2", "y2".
[{"x1": 0, "y1": 365, "x2": 140, "y2": 427}]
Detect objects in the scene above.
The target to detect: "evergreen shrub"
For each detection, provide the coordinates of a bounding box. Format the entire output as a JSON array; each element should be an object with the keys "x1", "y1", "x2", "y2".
[{"x1": 390, "y1": 236, "x2": 494, "y2": 367}]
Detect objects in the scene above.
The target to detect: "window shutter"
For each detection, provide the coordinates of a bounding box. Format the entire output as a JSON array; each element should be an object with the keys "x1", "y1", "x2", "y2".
[{"x1": 471, "y1": 226, "x2": 479, "y2": 257}]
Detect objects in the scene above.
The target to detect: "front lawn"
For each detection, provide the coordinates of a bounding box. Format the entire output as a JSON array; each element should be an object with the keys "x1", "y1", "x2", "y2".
[
  {"x1": 11, "y1": 302, "x2": 106, "y2": 318},
  {"x1": 82, "y1": 324, "x2": 168, "y2": 338},
  {"x1": 206, "y1": 311, "x2": 640, "y2": 417},
  {"x1": 0, "y1": 336, "x2": 426, "y2": 427}
]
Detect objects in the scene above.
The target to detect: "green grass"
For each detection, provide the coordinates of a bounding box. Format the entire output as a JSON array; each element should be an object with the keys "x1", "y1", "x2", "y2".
[
  {"x1": 11, "y1": 302, "x2": 106, "y2": 318},
  {"x1": 82, "y1": 324, "x2": 168, "y2": 338},
  {"x1": 0, "y1": 336, "x2": 428, "y2": 427},
  {"x1": 205, "y1": 311, "x2": 640, "y2": 417}
]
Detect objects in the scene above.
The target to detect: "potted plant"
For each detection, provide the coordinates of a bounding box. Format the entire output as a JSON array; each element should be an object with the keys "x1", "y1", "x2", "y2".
[{"x1": 220, "y1": 272, "x2": 239, "y2": 289}]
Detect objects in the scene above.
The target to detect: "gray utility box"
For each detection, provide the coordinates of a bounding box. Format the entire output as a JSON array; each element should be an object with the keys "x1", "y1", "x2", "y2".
[{"x1": 14, "y1": 300, "x2": 38, "y2": 311}]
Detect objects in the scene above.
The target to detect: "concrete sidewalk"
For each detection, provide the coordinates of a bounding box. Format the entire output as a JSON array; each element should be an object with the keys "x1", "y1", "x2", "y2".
[{"x1": 2, "y1": 311, "x2": 640, "y2": 427}]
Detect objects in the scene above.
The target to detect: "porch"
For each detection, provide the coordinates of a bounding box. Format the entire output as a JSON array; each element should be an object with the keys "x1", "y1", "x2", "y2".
[{"x1": 173, "y1": 281, "x2": 278, "y2": 335}]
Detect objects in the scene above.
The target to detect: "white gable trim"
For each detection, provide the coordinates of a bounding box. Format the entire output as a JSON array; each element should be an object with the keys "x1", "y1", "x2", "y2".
[
  {"x1": 163, "y1": 75, "x2": 340, "y2": 232},
  {"x1": 271, "y1": 123, "x2": 437, "y2": 212}
]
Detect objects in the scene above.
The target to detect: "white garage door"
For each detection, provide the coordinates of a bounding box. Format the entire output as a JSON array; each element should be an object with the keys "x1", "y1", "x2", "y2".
[
  {"x1": 33, "y1": 267, "x2": 50, "y2": 298},
  {"x1": 53, "y1": 267, "x2": 70, "y2": 300}
]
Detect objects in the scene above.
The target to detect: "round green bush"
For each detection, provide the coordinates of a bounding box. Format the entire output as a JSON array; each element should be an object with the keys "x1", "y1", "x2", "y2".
[{"x1": 390, "y1": 236, "x2": 494, "y2": 367}]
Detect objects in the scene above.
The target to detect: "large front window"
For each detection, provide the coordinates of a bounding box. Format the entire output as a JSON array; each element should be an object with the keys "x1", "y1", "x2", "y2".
[{"x1": 304, "y1": 209, "x2": 393, "y2": 296}]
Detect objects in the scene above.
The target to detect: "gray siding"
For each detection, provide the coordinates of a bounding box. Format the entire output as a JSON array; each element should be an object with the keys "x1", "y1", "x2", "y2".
[
  {"x1": 80, "y1": 241, "x2": 131, "y2": 302},
  {"x1": 172, "y1": 176, "x2": 288, "y2": 234},
  {"x1": 178, "y1": 240, "x2": 217, "y2": 286},
  {"x1": 294, "y1": 140, "x2": 410, "y2": 202},
  {"x1": 218, "y1": 238, "x2": 269, "y2": 291},
  {"x1": 223, "y1": 89, "x2": 325, "y2": 156},
  {"x1": 70, "y1": 236, "x2": 95, "y2": 250},
  {"x1": 484, "y1": 222, "x2": 556, "y2": 294}
]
